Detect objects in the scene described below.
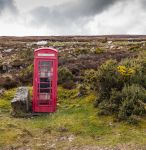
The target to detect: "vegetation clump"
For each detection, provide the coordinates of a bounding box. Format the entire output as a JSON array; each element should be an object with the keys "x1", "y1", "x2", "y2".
[
  {"x1": 78, "y1": 84, "x2": 88, "y2": 96},
  {"x1": 83, "y1": 69, "x2": 97, "y2": 90},
  {"x1": 78, "y1": 69, "x2": 97, "y2": 96},
  {"x1": 128, "y1": 44, "x2": 141, "y2": 52},
  {"x1": 94, "y1": 47, "x2": 105, "y2": 54},
  {"x1": 75, "y1": 48, "x2": 89, "y2": 55},
  {"x1": 58, "y1": 67, "x2": 76, "y2": 89},
  {"x1": 18, "y1": 64, "x2": 33, "y2": 85},
  {"x1": 0, "y1": 77, "x2": 18, "y2": 89},
  {"x1": 117, "y1": 65, "x2": 135, "y2": 76},
  {"x1": 94, "y1": 52, "x2": 146, "y2": 124}
]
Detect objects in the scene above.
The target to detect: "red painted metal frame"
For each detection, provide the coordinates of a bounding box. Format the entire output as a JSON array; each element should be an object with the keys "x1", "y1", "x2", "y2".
[{"x1": 32, "y1": 48, "x2": 58, "y2": 112}]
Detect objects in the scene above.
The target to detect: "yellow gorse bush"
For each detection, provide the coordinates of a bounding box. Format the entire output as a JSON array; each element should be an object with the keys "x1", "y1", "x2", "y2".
[{"x1": 117, "y1": 65, "x2": 135, "y2": 76}]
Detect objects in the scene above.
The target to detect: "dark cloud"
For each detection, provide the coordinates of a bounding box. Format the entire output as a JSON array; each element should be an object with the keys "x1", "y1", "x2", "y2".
[
  {"x1": 2, "y1": 0, "x2": 146, "y2": 35},
  {"x1": 30, "y1": 0, "x2": 120, "y2": 32},
  {"x1": 141, "y1": 0, "x2": 146, "y2": 7},
  {"x1": 0, "y1": 0, "x2": 17, "y2": 15}
]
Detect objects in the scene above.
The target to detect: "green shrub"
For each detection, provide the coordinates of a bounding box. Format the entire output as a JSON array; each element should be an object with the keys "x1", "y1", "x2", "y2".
[
  {"x1": 95, "y1": 59, "x2": 123, "y2": 100},
  {"x1": 114, "y1": 84, "x2": 146, "y2": 121},
  {"x1": 58, "y1": 67, "x2": 75, "y2": 89},
  {"x1": 62, "y1": 80, "x2": 76, "y2": 90},
  {"x1": 58, "y1": 67, "x2": 74, "y2": 84},
  {"x1": 83, "y1": 69, "x2": 97, "y2": 90},
  {"x1": 127, "y1": 115, "x2": 140, "y2": 124},
  {"x1": 94, "y1": 55, "x2": 146, "y2": 123},
  {"x1": 78, "y1": 84, "x2": 88, "y2": 96},
  {"x1": 128, "y1": 44, "x2": 141, "y2": 52},
  {"x1": 19, "y1": 64, "x2": 33, "y2": 85},
  {"x1": 78, "y1": 69, "x2": 97, "y2": 96},
  {"x1": 101, "y1": 37, "x2": 108, "y2": 43},
  {"x1": 94, "y1": 47, "x2": 105, "y2": 54},
  {"x1": 20, "y1": 48, "x2": 34, "y2": 61},
  {"x1": 120, "y1": 85, "x2": 145, "y2": 113},
  {"x1": 75, "y1": 48, "x2": 89, "y2": 55}
]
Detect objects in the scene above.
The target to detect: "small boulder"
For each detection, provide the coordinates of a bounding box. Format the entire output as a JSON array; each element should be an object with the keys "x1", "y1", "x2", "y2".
[
  {"x1": 36, "y1": 41, "x2": 47, "y2": 46},
  {"x1": 11, "y1": 87, "x2": 31, "y2": 116},
  {"x1": 108, "y1": 41, "x2": 112, "y2": 44},
  {"x1": 4, "y1": 49, "x2": 12, "y2": 53},
  {"x1": 0, "y1": 88, "x2": 5, "y2": 96}
]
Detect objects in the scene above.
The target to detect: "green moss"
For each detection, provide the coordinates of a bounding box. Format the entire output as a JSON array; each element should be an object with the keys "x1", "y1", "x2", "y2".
[
  {"x1": 95, "y1": 47, "x2": 105, "y2": 54},
  {"x1": 0, "y1": 100, "x2": 11, "y2": 111},
  {"x1": 0, "y1": 88, "x2": 16, "y2": 112},
  {"x1": 28, "y1": 86, "x2": 33, "y2": 97}
]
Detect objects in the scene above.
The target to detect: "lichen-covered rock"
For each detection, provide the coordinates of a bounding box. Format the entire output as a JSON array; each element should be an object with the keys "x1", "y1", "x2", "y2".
[{"x1": 11, "y1": 87, "x2": 31, "y2": 117}]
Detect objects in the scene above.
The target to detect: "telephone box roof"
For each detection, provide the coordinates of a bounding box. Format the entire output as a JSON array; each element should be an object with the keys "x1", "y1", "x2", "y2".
[{"x1": 35, "y1": 47, "x2": 58, "y2": 52}]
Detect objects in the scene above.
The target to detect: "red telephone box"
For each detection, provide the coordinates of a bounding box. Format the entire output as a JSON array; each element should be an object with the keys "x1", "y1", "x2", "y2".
[{"x1": 32, "y1": 47, "x2": 58, "y2": 112}]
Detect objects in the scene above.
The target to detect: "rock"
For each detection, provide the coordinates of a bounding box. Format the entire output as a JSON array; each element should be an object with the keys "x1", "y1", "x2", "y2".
[
  {"x1": 109, "y1": 45, "x2": 115, "y2": 50},
  {"x1": 36, "y1": 41, "x2": 48, "y2": 46},
  {"x1": 108, "y1": 41, "x2": 112, "y2": 44},
  {"x1": 4, "y1": 49, "x2": 12, "y2": 53},
  {"x1": 50, "y1": 143, "x2": 56, "y2": 148},
  {"x1": 0, "y1": 88, "x2": 5, "y2": 96},
  {"x1": 11, "y1": 87, "x2": 31, "y2": 116},
  {"x1": 59, "y1": 136, "x2": 67, "y2": 141},
  {"x1": 2, "y1": 65, "x2": 7, "y2": 71},
  {"x1": 68, "y1": 135, "x2": 75, "y2": 142}
]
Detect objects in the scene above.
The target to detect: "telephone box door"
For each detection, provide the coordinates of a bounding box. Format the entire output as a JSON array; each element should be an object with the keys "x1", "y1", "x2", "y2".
[{"x1": 34, "y1": 59, "x2": 55, "y2": 112}]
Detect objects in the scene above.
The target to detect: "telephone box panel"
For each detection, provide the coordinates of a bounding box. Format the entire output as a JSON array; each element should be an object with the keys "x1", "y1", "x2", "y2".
[{"x1": 33, "y1": 48, "x2": 58, "y2": 112}]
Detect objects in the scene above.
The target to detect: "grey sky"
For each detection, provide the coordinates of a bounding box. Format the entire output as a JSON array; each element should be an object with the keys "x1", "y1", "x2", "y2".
[
  {"x1": 0, "y1": 0, "x2": 17, "y2": 15},
  {"x1": 0, "y1": 0, "x2": 146, "y2": 35}
]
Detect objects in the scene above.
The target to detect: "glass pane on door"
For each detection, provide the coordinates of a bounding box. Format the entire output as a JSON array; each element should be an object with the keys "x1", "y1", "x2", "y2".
[{"x1": 38, "y1": 60, "x2": 53, "y2": 105}]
